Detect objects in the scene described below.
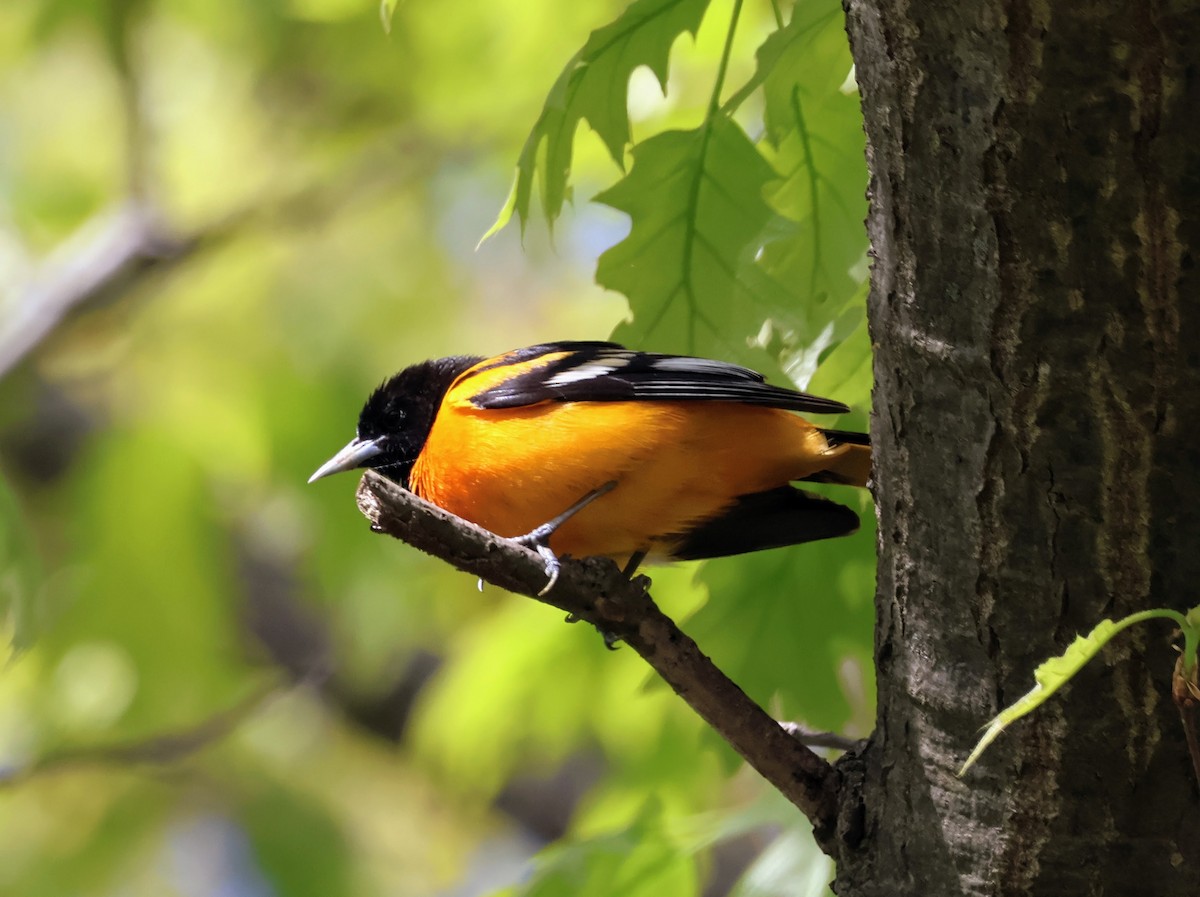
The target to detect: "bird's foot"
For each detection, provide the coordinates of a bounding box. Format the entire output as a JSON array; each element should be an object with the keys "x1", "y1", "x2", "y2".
[{"x1": 509, "y1": 480, "x2": 617, "y2": 595}]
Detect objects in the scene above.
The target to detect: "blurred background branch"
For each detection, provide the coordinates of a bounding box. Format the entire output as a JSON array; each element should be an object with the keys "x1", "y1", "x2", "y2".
[
  {"x1": 1, "y1": 202, "x2": 204, "y2": 378},
  {"x1": 0, "y1": 679, "x2": 284, "y2": 788}
]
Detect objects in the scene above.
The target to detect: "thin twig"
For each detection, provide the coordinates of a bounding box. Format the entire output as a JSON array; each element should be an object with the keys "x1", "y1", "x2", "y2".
[
  {"x1": 780, "y1": 722, "x2": 864, "y2": 752},
  {"x1": 0, "y1": 680, "x2": 287, "y2": 788},
  {"x1": 354, "y1": 471, "x2": 840, "y2": 834}
]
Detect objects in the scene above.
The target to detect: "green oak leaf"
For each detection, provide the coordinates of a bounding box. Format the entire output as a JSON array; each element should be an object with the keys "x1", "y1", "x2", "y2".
[
  {"x1": 599, "y1": 118, "x2": 791, "y2": 367},
  {"x1": 754, "y1": 0, "x2": 853, "y2": 144},
  {"x1": 753, "y1": 0, "x2": 868, "y2": 350},
  {"x1": 497, "y1": 0, "x2": 711, "y2": 235},
  {"x1": 507, "y1": 800, "x2": 698, "y2": 897}
]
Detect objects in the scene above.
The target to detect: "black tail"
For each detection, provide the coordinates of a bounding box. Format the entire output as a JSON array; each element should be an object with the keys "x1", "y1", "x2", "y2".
[{"x1": 671, "y1": 486, "x2": 860, "y2": 561}]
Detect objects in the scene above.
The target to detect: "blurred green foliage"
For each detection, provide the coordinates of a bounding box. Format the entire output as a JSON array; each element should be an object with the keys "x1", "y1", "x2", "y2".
[{"x1": 0, "y1": 0, "x2": 869, "y2": 895}]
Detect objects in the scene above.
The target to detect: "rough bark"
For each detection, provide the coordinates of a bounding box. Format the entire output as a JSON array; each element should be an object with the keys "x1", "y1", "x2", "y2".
[{"x1": 836, "y1": 0, "x2": 1200, "y2": 894}]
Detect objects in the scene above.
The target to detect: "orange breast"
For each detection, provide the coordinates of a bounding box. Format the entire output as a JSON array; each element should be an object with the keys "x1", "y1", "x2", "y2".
[{"x1": 408, "y1": 395, "x2": 852, "y2": 563}]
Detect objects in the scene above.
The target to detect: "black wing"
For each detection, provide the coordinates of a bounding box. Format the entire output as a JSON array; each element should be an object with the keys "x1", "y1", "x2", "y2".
[{"x1": 467, "y1": 341, "x2": 850, "y2": 415}]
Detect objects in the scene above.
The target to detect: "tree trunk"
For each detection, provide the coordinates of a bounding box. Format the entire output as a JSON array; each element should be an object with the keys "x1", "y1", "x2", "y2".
[{"x1": 835, "y1": 1, "x2": 1200, "y2": 893}]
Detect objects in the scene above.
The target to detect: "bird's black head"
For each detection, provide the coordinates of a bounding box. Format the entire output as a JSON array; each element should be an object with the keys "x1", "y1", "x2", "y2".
[{"x1": 308, "y1": 355, "x2": 481, "y2": 487}]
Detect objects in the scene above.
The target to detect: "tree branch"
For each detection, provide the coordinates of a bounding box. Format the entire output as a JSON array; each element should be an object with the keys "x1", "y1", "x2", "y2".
[
  {"x1": 0, "y1": 202, "x2": 195, "y2": 379},
  {"x1": 354, "y1": 471, "x2": 841, "y2": 837},
  {"x1": 0, "y1": 681, "x2": 286, "y2": 788},
  {"x1": 0, "y1": 139, "x2": 432, "y2": 382}
]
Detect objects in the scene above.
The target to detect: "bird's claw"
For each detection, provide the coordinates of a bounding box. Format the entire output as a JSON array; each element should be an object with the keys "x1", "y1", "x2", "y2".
[
  {"x1": 510, "y1": 532, "x2": 562, "y2": 595},
  {"x1": 533, "y1": 543, "x2": 561, "y2": 597}
]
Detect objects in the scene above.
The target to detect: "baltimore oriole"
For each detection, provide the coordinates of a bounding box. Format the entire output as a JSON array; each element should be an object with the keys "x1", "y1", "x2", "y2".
[{"x1": 309, "y1": 341, "x2": 870, "y2": 586}]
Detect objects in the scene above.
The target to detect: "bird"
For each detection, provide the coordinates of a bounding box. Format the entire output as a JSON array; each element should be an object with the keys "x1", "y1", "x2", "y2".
[{"x1": 309, "y1": 341, "x2": 870, "y2": 590}]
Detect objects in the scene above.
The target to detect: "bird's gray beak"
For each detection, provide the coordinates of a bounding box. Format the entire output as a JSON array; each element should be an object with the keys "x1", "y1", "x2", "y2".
[{"x1": 308, "y1": 437, "x2": 384, "y2": 484}]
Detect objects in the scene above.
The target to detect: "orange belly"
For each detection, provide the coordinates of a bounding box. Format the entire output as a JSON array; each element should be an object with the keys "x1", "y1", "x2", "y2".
[{"x1": 409, "y1": 399, "x2": 854, "y2": 563}]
